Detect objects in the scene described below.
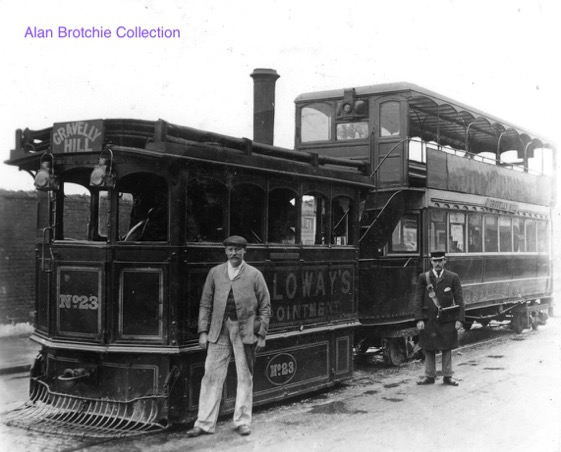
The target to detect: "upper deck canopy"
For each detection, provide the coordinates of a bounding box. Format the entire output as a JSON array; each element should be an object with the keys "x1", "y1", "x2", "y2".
[{"x1": 296, "y1": 82, "x2": 555, "y2": 156}]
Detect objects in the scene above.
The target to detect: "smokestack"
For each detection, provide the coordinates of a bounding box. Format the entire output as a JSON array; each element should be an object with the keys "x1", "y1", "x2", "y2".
[{"x1": 250, "y1": 68, "x2": 280, "y2": 145}]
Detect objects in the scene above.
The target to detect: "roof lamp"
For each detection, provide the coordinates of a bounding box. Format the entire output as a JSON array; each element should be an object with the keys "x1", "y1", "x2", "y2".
[
  {"x1": 90, "y1": 148, "x2": 116, "y2": 189},
  {"x1": 34, "y1": 152, "x2": 59, "y2": 191}
]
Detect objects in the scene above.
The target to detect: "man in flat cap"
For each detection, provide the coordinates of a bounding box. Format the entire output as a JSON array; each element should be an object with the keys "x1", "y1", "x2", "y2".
[
  {"x1": 187, "y1": 235, "x2": 271, "y2": 437},
  {"x1": 414, "y1": 251, "x2": 465, "y2": 386}
]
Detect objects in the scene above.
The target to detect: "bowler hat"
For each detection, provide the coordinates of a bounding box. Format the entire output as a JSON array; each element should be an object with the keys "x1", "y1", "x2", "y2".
[
  {"x1": 223, "y1": 235, "x2": 248, "y2": 248},
  {"x1": 430, "y1": 251, "x2": 446, "y2": 259}
]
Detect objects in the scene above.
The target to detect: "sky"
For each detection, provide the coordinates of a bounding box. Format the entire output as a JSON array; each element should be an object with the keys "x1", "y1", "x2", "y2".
[
  {"x1": 0, "y1": 0, "x2": 558, "y2": 266},
  {"x1": 2, "y1": 0, "x2": 559, "y2": 268},
  {"x1": 0, "y1": 0, "x2": 558, "y2": 193}
]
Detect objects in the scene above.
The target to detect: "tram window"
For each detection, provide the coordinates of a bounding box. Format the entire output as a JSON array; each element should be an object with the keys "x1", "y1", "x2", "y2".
[
  {"x1": 537, "y1": 221, "x2": 548, "y2": 253},
  {"x1": 513, "y1": 218, "x2": 525, "y2": 252},
  {"x1": 118, "y1": 174, "x2": 168, "y2": 242},
  {"x1": 429, "y1": 211, "x2": 447, "y2": 252},
  {"x1": 484, "y1": 216, "x2": 499, "y2": 252},
  {"x1": 301, "y1": 103, "x2": 332, "y2": 142},
  {"x1": 97, "y1": 191, "x2": 110, "y2": 238},
  {"x1": 467, "y1": 214, "x2": 482, "y2": 252},
  {"x1": 61, "y1": 182, "x2": 93, "y2": 241},
  {"x1": 268, "y1": 188, "x2": 297, "y2": 244},
  {"x1": 188, "y1": 178, "x2": 227, "y2": 242},
  {"x1": 499, "y1": 216, "x2": 512, "y2": 252},
  {"x1": 332, "y1": 196, "x2": 354, "y2": 245},
  {"x1": 230, "y1": 183, "x2": 265, "y2": 243},
  {"x1": 301, "y1": 194, "x2": 328, "y2": 245},
  {"x1": 449, "y1": 212, "x2": 465, "y2": 253},
  {"x1": 117, "y1": 193, "x2": 134, "y2": 239},
  {"x1": 336, "y1": 122, "x2": 368, "y2": 140},
  {"x1": 380, "y1": 102, "x2": 401, "y2": 137},
  {"x1": 525, "y1": 220, "x2": 537, "y2": 252},
  {"x1": 390, "y1": 214, "x2": 418, "y2": 252}
]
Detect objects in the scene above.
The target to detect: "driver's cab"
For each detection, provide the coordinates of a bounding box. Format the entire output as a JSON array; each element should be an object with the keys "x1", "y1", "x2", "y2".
[
  {"x1": 50, "y1": 170, "x2": 169, "y2": 244},
  {"x1": 117, "y1": 173, "x2": 168, "y2": 243}
]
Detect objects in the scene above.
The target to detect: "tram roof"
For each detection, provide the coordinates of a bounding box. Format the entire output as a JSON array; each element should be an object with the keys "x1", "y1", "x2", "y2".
[{"x1": 296, "y1": 82, "x2": 556, "y2": 152}]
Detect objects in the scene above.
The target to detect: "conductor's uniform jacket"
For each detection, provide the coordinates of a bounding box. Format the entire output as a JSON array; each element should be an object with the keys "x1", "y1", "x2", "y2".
[{"x1": 414, "y1": 269, "x2": 465, "y2": 351}]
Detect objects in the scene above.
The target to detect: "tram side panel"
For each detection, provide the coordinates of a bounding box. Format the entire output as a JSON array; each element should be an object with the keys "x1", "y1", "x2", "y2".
[
  {"x1": 358, "y1": 258, "x2": 420, "y2": 329},
  {"x1": 178, "y1": 247, "x2": 357, "y2": 424}
]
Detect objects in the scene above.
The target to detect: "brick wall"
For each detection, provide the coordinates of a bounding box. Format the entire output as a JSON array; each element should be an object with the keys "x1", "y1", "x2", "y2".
[
  {"x1": 0, "y1": 190, "x2": 134, "y2": 325},
  {"x1": 0, "y1": 190, "x2": 102, "y2": 324},
  {"x1": 0, "y1": 190, "x2": 37, "y2": 323}
]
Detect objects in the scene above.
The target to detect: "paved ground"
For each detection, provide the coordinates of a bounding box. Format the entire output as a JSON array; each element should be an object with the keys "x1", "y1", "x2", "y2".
[
  {"x1": 0, "y1": 335, "x2": 39, "y2": 375},
  {"x1": 2, "y1": 318, "x2": 558, "y2": 452}
]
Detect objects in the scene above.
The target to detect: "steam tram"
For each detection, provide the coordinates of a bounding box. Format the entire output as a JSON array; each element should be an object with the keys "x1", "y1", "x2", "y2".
[
  {"x1": 295, "y1": 82, "x2": 556, "y2": 364},
  {"x1": 4, "y1": 70, "x2": 555, "y2": 435},
  {"x1": 5, "y1": 70, "x2": 370, "y2": 435}
]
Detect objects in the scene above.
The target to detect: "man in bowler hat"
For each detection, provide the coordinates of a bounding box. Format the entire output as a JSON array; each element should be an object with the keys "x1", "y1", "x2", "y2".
[
  {"x1": 187, "y1": 235, "x2": 271, "y2": 437},
  {"x1": 414, "y1": 251, "x2": 465, "y2": 386}
]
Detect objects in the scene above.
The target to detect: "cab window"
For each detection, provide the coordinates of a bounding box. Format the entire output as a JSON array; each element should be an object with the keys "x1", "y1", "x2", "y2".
[
  {"x1": 380, "y1": 101, "x2": 401, "y2": 137},
  {"x1": 301, "y1": 103, "x2": 332, "y2": 142}
]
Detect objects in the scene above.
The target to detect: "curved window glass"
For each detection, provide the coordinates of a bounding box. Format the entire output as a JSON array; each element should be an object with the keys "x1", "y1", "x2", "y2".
[
  {"x1": 380, "y1": 101, "x2": 401, "y2": 137},
  {"x1": 301, "y1": 103, "x2": 332, "y2": 142},
  {"x1": 61, "y1": 182, "x2": 93, "y2": 241}
]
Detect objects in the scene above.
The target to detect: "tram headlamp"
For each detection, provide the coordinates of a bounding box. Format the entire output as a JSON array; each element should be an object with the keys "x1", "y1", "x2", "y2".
[
  {"x1": 89, "y1": 148, "x2": 116, "y2": 189},
  {"x1": 34, "y1": 152, "x2": 59, "y2": 191}
]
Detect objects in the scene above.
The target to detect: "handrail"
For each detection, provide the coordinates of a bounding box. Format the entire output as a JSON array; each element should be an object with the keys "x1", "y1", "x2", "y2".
[
  {"x1": 41, "y1": 226, "x2": 54, "y2": 273},
  {"x1": 369, "y1": 137, "x2": 410, "y2": 178},
  {"x1": 359, "y1": 189, "x2": 403, "y2": 243}
]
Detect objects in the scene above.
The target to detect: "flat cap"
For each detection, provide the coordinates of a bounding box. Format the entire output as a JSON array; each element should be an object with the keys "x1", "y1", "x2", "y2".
[{"x1": 223, "y1": 235, "x2": 248, "y2": 248}]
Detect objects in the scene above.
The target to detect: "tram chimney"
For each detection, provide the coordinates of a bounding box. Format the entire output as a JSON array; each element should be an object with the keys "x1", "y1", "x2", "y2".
[{"x1": 250, "y1": 68, "x2": 280, "y2": 146}]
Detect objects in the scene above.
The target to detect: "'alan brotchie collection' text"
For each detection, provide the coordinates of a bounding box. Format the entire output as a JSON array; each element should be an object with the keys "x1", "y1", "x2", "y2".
[{"x1": 24, "y1": 26, "x2": 181, "y2": 39}]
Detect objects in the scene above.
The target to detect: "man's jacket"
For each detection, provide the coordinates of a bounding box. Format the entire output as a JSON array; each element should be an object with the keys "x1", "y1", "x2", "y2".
[
  {"x1": 413, "y1": 268, "x2": 465, "y2": 351},
  {"x1": 198, "y1": 262, "x2": 271, "y2": 344}
]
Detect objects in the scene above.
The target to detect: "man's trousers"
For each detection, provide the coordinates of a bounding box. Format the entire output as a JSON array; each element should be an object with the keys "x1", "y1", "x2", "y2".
[
  {"x1": 424, "y1": 349, "x2": 453, "y2": 378},
  {"x1": 194, "y1": 319, "x2": 253, "y2": 433}
]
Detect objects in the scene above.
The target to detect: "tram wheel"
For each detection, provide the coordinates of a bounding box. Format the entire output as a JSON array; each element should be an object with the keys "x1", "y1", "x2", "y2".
[
  {"x1": 463, "y1": 322, "x2": 473, "y2": 331},
  {"x1": 383, "y1": 338, "x2": 406, "y2": 366},
  {"x1": 479, "y1": 320, "x2": 490, "y2": 328}
]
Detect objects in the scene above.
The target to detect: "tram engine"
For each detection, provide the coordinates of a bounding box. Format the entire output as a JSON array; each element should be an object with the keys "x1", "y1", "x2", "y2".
[
  {"x1": 3, "y1": 68, "x2": 556, "y2": 436},
  {"x1": 4, "y1": 69, "x2": 366, "y2": 436}
]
